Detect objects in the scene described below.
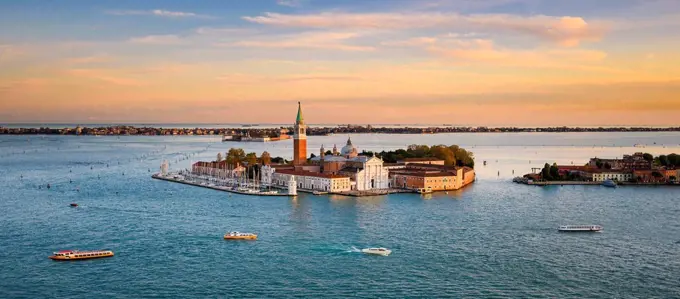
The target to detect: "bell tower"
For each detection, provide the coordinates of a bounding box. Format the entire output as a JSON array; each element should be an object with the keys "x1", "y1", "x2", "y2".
[{"x1": 293, "y1": 102, "x2": 307, "y2": 165}]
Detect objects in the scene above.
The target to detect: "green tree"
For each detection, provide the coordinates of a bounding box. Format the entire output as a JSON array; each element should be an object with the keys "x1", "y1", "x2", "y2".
[
  {"x1": 604, "y1": 162, "x2": 612, "y2": 169},
  {"x1": 659, "y1": 155, "x2": 670, "y2": 166},
  {"x1": 260, "y1": 151, "x2": 271, "y2": 165},
  {"x1": 245, "y1": 152, "x2": 258, "y2": 167},
  {"x1": 667, "y1": 153, "x2": 679, "y2": 166},
  {"x1": 542, "y1": 163, "x2": 553, "y2": 181},
  {"x1": 226, "y1": 148, "x2": 246, "y2": 167},
  {"x1": 642, "y1": 153, "x2": 654, "y2": 162},
  {"x1": 431, "y1": 145, "x2": 456, "y2": 166},
  {"x1": 550, "y1": 163, "x2": 560, "y2": 179}
]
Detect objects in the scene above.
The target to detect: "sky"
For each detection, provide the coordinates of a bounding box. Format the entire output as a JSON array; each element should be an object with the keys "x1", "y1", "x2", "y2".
[{"x1": 1, "y1": 0, "x2": 679, "y2": 126}]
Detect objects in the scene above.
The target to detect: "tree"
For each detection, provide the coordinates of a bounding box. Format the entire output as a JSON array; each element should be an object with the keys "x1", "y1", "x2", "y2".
[
  {"x1": 225, "y1": 148, "x2": 246, "y2": 167},
  {"x1": 651, "y1": 171, "x2": 663, "y2": 178},
  {"x1": 669, "y1": 176, "x2": 677, "y2": 182},
  {"x1": 271, "y1": 157, "x2": 285, "y2": 164},
  {"x1": 244, "y1": 152, "x2": 258, "y2": 166},
  {"x1": 595, "y1": 159, "x2": 603, "y2": 169},
  {"x1": 659, "y1": 155, "x2": 670, "y2": 166},
  {"x1": 550, "y1": 163, "x2": 560, "y2": 179},
  {"x1": 309, "y1": 153, "x2": 316, "y2": 159},
  {"x1": 431, "y1": 145, "x2": 456, "y2": 166},
  {"x1": 542, "y1": 163, "x2": 553, "y2": 181},
  {"x1": 216, "y1": 152, "x2": 223, "y2": 162},
  {"x1": 667, "y1": 153, "x2": 679, "y2": 166},
  {"x1": 260, "y1": 151, "x2": 271, "y2": 165},
  {"x1": 642, "y1": 153, "x2": 654, "y2": 162},
  {"x1": 604, "y1": 162, "x2": 612, "y2": 169},
  {"x1": 325, "y1": 150, "x2": 333, "y2": 156}
]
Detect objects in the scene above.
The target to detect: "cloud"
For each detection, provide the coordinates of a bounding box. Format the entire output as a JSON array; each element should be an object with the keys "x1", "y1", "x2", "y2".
[
  {"x1": 127, "y1": 35, "x2": 185, "y2": 45},
  {"x1": 229, "y1": 31, "x2": 375, "y2": 52},
  {"x1": 381, "y1": 37, "x2": 438, "y2": 47},
  {"x1": 195, "y1": 27, "x2": 255, "y2": 35},
  {"x1": 0, "y1": 44, "x2": 27, "y2": 63},
  {"x1": 107, "y1": 9, "x2": 213, "y2": 19},
  {"x1": 66, "y1": 69, "x2": 145, "y2": 86},
  {"x1": 399, "y1": 37, "x2": 614, "y2": 73},
  {"x1": 216, "y1": 73, "x2": 363, "y2": 84},
  {"x1": 66, "y1": 54, "x2": 114, "y2": 64},
  {"x1": 243, "y1": 12, "x2": 607, "y2": 46},
  {"x1": 277, "y1": 0, "x2": 303, "y2": 7}
]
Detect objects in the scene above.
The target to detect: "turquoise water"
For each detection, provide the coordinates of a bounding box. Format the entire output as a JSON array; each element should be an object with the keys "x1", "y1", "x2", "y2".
[{"x1": 1, "y1": 134, "x2": 680, "y2": 298}]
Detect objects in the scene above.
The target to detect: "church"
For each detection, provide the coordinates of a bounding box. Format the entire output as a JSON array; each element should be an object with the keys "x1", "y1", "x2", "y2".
[
  {"x1": 260, "y1": 102, "x2": 390, "y2": 192},
  {"x1": 309, "y1": 138, "x2": 389, "y2": 191}
]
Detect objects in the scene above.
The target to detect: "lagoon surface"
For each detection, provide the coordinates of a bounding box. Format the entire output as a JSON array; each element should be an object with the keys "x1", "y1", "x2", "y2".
[{"x1": 1, "y1": 133, "x2": 680, "y2": 298}]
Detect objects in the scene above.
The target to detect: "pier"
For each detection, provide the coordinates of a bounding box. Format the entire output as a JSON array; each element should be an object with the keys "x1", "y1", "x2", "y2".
[{"x1": 152, "y1": 173, "x2": 294, "y2": 197}]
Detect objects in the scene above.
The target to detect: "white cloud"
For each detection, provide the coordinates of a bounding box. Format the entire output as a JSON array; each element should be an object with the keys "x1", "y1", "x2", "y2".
[
  {"x1": 128, "y1": 35, "x2": 185, "y2": 45},
  {"x1": 107, "y1": 9, "x2": 213, "y2": 19},
  {"x1": 243, "y1": 12, "x2": 608, "y2": 47},
  {"x1": 277, "y1": 0, "x2": 303, "y2": 7},
  {"x1": 229, "y1": 31, "x2": 375, "y2": 52}
]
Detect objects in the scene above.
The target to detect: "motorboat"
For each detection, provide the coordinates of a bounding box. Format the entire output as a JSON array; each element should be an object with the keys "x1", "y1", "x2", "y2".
[
  {"x1": 49, "y1": 250, "x2": 114, "y2": 260},
  {"x1": 224, "y1": 232, "x2": 257, "y2": 240},
  {"x1": 602, "y1": 180, "x2": 617, "y2": 188},
  {"x1": 361, "y1": 247, "x2": 392, "y2": 256},
  {"x1": 558, "y1": 225, "x2": 603, "y2": 232},
  {"x1": 70, "y1": 203, "x2": 78, "y2": 207}
]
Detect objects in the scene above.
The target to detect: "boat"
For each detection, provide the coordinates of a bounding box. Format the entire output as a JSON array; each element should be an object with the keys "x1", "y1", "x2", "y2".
[
  {"x1": 418, "y1": 187, "x2": 433, "y2": 194},
  {"x1": 49, "y1": 250, "x2": 114, "y2": 261},
  {"x1": 602, "y1": 180, "x2": 617, "y2": 188},
  {"x1": 224, "y1": 232, "x2": 257, "y2": 240},
  {"x1": 361, "y1": 248, "x2": 392, "y2": 256},
  {"x1": 70, "y1": 203, "x2": 78, "y2": 207},
  {"x1": 558, "y1": 225, "x2": 603, "y2": 232}
]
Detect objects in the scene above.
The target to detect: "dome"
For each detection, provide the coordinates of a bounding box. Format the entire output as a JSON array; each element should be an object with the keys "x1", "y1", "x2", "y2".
[{"x1": 341, "y1": 137, "x2": 357, "y2": 156}]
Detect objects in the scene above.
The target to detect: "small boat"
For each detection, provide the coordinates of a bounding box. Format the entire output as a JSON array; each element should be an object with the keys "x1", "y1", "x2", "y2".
[
  {"x1": 70, "y1": 203, "x2": 78, "y2": 207},
  {"x1": 361, "y1": 248, "x2": 392, "y2": 256},
  {"x1": 558, "y1": 225, "x2": 603, "y2": 232},
  {"x1": 602, "y1": 180, "x2": 617, "y2": 188},
  {"x1": 49, "y1": 250, "x2": 114, "y2": 261},
  {"x1": 224, "y1": 232, "x2": 257, "y2": 240}
]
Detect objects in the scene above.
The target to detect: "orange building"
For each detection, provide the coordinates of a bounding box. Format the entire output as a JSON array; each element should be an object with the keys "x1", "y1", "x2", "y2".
[
  {"x1": 389, "y1": 166, "x2": 475, "y2": 192},
  {"x1": 293, "y1": 102, "x2": 307, "y2": 166}
]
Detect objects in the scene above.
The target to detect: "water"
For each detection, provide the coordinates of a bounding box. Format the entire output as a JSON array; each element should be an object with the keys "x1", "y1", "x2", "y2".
[{"x1": 1, "y1": 134, "x2": 679, "y2": 298}]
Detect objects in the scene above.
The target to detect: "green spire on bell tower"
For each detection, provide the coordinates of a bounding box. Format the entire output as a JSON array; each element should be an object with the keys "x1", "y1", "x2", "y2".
[{"x1": 296, "y1": 101, "x2": 304, "y2": 125}]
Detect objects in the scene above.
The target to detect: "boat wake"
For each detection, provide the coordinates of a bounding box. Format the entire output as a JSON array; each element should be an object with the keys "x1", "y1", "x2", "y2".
[{"x1": 346, "y1": 246, "x2": 362, "y2": 253}]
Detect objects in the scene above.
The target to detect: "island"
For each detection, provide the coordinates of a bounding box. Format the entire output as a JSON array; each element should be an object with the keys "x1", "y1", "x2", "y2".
[{"x1": 516, "y1": 152, "x2": 679, "y2": 186}]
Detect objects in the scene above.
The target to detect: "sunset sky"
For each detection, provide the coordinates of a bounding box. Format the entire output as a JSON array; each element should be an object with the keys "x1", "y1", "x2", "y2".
[{"x1": 1, "y1": 0, "x2": 679, "y2": 126}]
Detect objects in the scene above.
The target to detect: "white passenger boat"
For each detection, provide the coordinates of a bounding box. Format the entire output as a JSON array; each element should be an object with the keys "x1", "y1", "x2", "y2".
[
  {"x1": 361, "y1": 247, "x2": 392, "y2": 256},
  {"x1": 558, "y1": 225, "x2": 603, "y2": 232}
]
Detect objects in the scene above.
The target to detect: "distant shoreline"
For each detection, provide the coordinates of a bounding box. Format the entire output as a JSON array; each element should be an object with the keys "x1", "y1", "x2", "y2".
[{"x1": 2, "y1": 125, "x2": 680, "y2": 136}]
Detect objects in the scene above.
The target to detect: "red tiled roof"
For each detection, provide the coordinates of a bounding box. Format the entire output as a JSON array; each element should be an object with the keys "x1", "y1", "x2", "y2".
[
  {"x1": 390, "y1": 170, "x2": 458, "y2": 177},
  {"x1": 400, "y1": 157, "x2": 444, "y2": 162},
  {"x1": 276, "y1": 169, "x2": 349, "y2": 179}
]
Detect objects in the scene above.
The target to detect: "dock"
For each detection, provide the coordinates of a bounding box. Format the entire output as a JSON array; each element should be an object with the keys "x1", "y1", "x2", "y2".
[{"x1": 152, "y1": 173, "x2": 294, "y2": 196}]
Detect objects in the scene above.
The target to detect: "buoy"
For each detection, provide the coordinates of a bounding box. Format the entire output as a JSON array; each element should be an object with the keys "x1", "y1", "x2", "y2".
[{"x1": 47, "y1": 184, "x2": 51, "y2": 189}]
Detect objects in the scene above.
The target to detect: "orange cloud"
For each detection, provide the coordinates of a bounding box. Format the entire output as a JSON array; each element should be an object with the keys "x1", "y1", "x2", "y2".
[
  {"x1": 243, "y1": 12, "x2": 608, "y2": 46},
  {"x1": 229, "y1": 31, "x2": 375, "y2": 52}
]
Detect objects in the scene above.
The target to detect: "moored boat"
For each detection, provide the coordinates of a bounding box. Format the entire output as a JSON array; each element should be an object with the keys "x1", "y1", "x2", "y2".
[
  {"x1": 224, "y1": 232, "x2": 257, "y2": 240},
  {"x1": 602, "y1": 180, "x2": 617, "y2": 188},
  {"x1": 70, "y1": 203, "x2": 78, "y2": 207},
  {"x1": 49, "y1": 250, "x2": 114, "y2": 260},
  {"x1": 558, "y1": 225, "x2": 602, "y2": 232},
  {"x1": 361, "y1": 247, "x2": 392, "y2": 256}
]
